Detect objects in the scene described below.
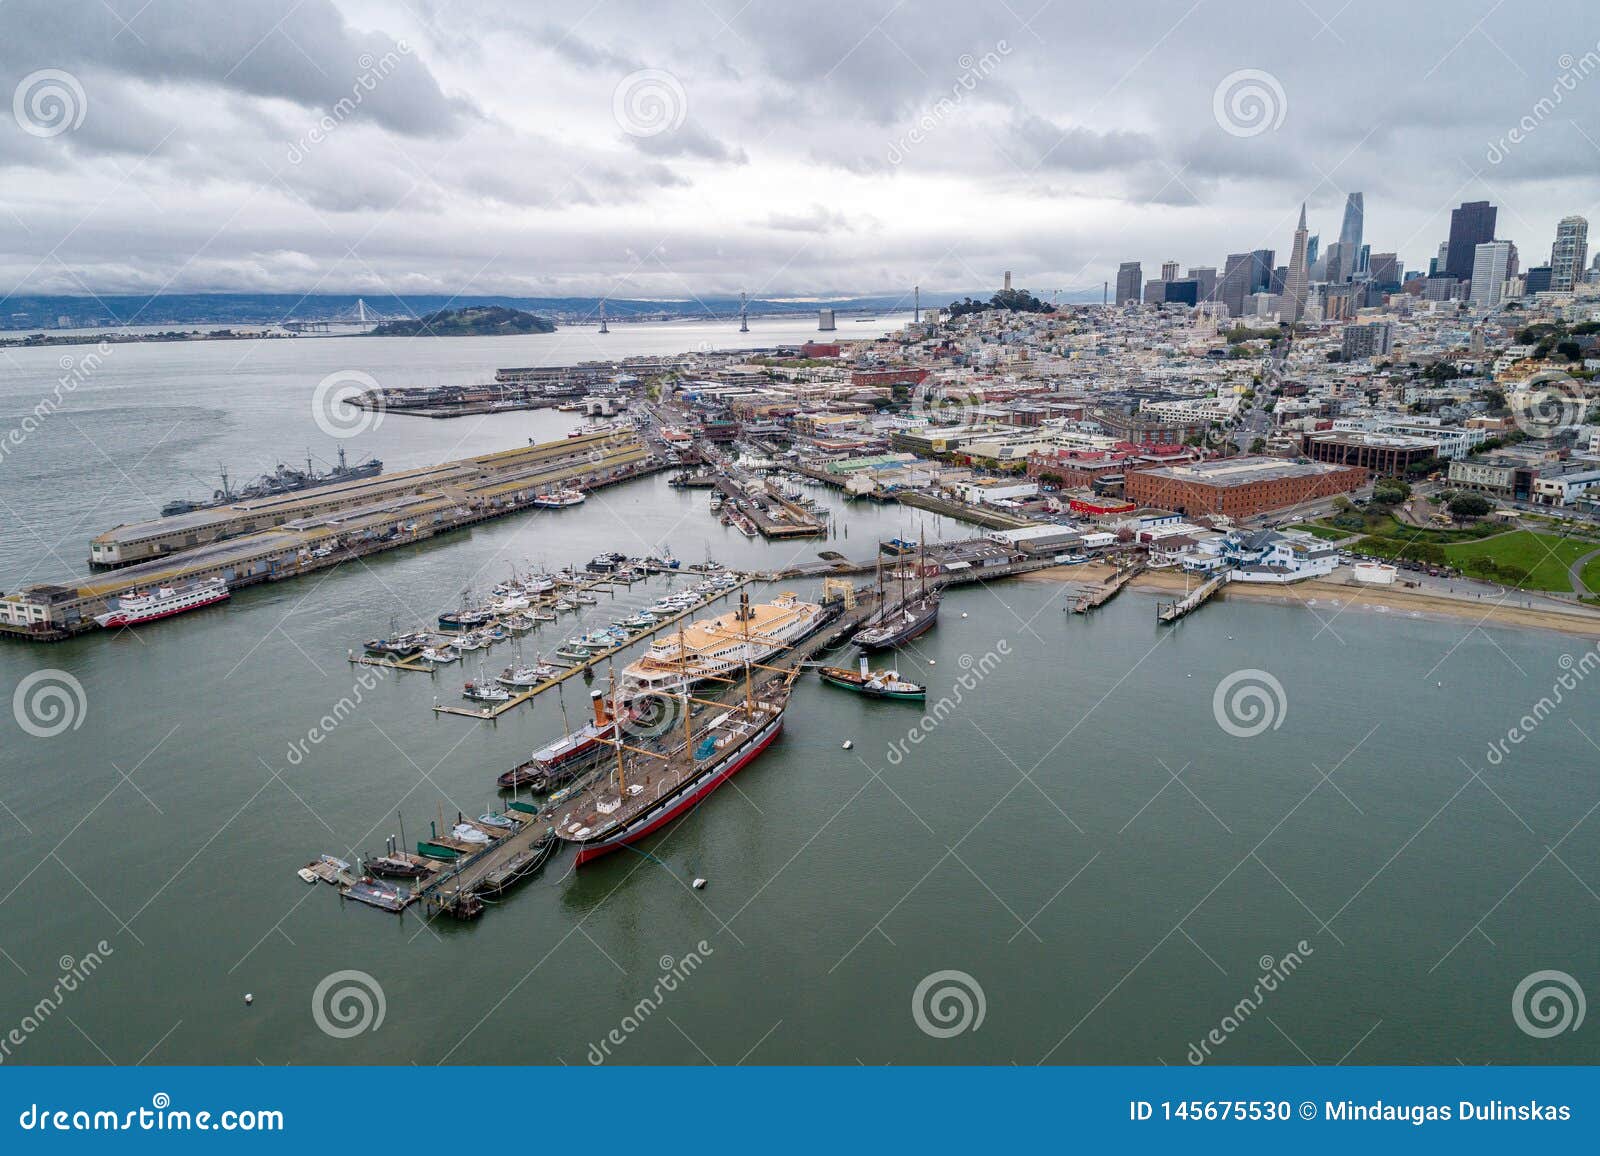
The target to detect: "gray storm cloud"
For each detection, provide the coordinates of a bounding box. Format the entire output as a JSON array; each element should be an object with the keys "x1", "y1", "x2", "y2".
[{"x1": 0, "y1": 0, "x2": 1596, "y2": 298}]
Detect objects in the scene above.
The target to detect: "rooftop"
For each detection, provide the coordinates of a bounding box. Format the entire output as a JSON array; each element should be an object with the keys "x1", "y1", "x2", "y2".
[{"x1": 1138, "y1": 456, "x2": 1355, "y2": 486}]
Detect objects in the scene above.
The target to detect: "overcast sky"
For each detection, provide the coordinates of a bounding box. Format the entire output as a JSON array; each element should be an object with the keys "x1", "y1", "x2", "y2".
[{"x1": 2, "y1": 0, "x2": 1598, "y2": 301}]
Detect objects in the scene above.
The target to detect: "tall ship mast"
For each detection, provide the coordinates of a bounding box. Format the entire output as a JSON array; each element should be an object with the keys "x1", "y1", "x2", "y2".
[
  {"x1": 853, "y1": 537, "x2": 940, "y2": 651},
  {"x1": 551, "y1": 594, "x2": 797, "y2": 865}
]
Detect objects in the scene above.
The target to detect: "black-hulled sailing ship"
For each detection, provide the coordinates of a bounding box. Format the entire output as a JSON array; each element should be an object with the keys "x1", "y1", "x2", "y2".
[{"x1": 853, "y1": 540, "x2": 940, "y2": 651}]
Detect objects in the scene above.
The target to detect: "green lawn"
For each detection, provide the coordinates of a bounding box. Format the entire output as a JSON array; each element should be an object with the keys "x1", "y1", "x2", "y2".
[
  {"x1": 1288, "y1": 521, "x2": 1346, "y2": 541},
  {"x1": 1580, "y1": 555, "x2": 1600, "y2": 596},
  {"x1": 1441, "y1": 530, "x2": 1597, "y2": 592}
]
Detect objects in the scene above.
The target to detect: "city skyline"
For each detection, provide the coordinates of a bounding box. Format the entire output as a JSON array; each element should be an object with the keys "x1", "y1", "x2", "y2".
[{"x1": 3, "y1": 0, "x2": 1600, "y2": 301}]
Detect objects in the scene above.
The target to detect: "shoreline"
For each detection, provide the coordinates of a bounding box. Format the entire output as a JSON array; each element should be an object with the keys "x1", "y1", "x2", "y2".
[{"x1": 1018, "y1": 563, "x2": 1600, "y2": 638}]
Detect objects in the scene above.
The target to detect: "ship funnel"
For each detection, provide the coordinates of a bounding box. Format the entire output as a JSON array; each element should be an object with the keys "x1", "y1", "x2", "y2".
[{"x1": 590, "y1": 689, "x2": 608, "y2": 727}]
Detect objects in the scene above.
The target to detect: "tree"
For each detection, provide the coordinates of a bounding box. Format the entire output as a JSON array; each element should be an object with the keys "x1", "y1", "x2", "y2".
[
  {"x1": 1249, "y1": 437, "x2": 1267, "y2": 453},
  {"x1": 1556, "y1": 340, "x2": 1583, "y2": 362},
  {"x1": 1447, "y1": 493, "x2": 1494, "y2": 519}
]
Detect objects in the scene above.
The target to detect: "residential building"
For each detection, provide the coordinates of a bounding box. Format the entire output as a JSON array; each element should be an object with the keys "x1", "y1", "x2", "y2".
[{"x1": 1551, "y1": 215, "x2": 1588, "y2": 292}]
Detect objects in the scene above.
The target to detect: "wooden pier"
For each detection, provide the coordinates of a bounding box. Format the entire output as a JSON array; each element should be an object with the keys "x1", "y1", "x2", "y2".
[
  {"x1": 1072, "y1": 564, "x2": 1144, "y2": 614},
  {"x1": 1157, "y1": 573, "x2": 1228, "y2": 623}
]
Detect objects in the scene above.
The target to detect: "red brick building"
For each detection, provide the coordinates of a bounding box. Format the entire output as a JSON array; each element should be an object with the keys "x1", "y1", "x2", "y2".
[{"x1": 1125, "y1": 456, "x2": 1366, "y2": 518}]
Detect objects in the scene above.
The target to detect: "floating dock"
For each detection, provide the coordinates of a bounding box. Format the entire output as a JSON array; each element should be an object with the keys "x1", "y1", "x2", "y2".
[{"x1": 429, "y1": 576, "x2": 754, "y2": 720}]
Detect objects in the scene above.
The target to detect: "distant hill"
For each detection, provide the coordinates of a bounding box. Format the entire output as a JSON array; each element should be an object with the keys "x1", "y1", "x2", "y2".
[{"x1": 368, "y1": 306, "x2": 555, "y2": 337}]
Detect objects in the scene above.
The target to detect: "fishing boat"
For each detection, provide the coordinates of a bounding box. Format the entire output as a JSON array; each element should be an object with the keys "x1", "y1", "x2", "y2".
[
  {"x1": 554, "y1": 643, "x2": 592, "y2": 661},
  {"x1": 463, "y1": 675, "x2": 512, "y2": 703},
  {"x1": 497, "y1": 691, "x2": 618, "y2": 790},
  {"x1": 497, "y1": 658, "x2": 558, "y2": 688},
  {"x1": 93, "y1": 576, "x2": 231, "y2": 628},
  {"x1": 586, "y1": 551, "x2": 627, "y2": 573},
  {"x1": 616, "y1": 612, "x2": 655, "y2": 629},
  {"x1": 532, "y1": 609, "x2": 558, "y2": 623},
  {"x1": 364, "y1": 630, "x2": 428, "y2": 657},
  {"x1": 552, "y1": 659, "x2": 798, "y2": 867},
  {"x1": 818, "y1": 657, "x2": 926, "y2": 700},
  {"x1": 420, "y1": 644, "x2": 459, "y2": 664},
  {"x1": 619, "y1": 591, "x2": 822, "y2": 697},
  {"x1": 573, "y1": 591, "x2": 598, "y2": 605},
  {"x1": 456, "y1": 630, "x2": 491, "y2": 651}
]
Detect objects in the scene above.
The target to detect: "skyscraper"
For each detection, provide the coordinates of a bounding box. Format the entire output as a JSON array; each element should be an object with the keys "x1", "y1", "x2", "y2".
[
  {"x1": 1446, "y1": 201, "x2": 1497, "y2": 282},
  {"x1": 1284, "y1": 203, "x2": 1310, "y2": 321},
  {"x1": 1551, "y1": 215, "x2": 1588, "y2": 292},
  {"x1": 1470, "y1": 240, "x2": 1514, "y2": 306},
  {"x1": 1220, "y1": 253, "x2": 1250, "y2": 317},
  {"x1": 1160, "y1": 260, "x2": 1179, "y2": 282},
  {"x1": 1115, "y1": 261, "x2": 1143, "y2": 305},
  {"x1": 1331, "y1": 192, "x2": 1369, "y2": 281},
  {"x1": 1367, "y1": 252, "x2": 1400, "y2": 289},
  {"x1": 1186, "y1": 266, "x2": 1218, "y2": 303}
]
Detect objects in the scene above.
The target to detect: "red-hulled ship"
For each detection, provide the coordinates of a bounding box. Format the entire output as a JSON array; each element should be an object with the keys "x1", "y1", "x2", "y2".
[
  {"x1": 497, "y1": 691, "x2": 618, "y2": 791},
  {"x1": 93, "y1": 576, "x2": 230, "y2": 628},
  {"x1": 549, "y1": 595, "x2": 798, "y2": 865}
]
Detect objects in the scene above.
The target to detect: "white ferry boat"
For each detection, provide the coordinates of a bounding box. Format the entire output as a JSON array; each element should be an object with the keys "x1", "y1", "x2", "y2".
[
  {"x1": 619, "y1": 592, "x2": 822, "y2": 697},
  {"x1": 93, "y1": 576, "x2": 230, "y2": 628}
]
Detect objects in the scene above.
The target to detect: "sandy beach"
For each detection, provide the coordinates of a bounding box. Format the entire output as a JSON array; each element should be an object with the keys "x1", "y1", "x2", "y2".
[{"x1": 1017, "y1": 562, "x2": 1600, "y2": 638}]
